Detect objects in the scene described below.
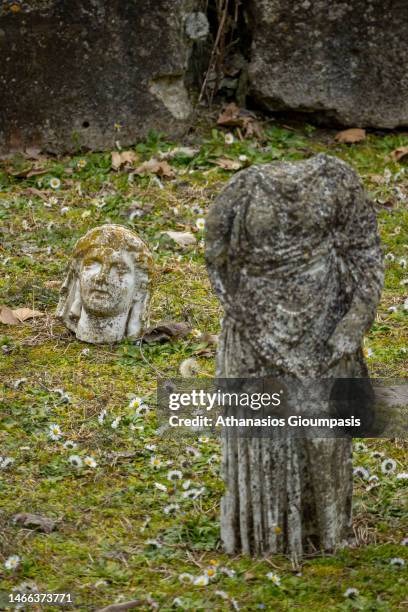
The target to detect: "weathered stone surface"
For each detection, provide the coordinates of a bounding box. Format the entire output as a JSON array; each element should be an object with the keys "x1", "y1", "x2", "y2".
[
  {"x1": 0, "y1": 0, "x2": 202, "y2": 153},
  {"x1": 206, "y1": 154, "x2": 384, "y2": 558},
  {"x1": 247, "y1": 1, "x2": 408, "y2": 128},
  {"x1": 57, "y1": 225, "x2": 153, "y2": 344}
]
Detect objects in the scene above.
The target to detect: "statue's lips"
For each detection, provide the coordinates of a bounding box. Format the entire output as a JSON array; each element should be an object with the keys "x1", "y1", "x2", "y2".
[{"x1": 89, "y1": 289, "x2": 112, "y2": 298}]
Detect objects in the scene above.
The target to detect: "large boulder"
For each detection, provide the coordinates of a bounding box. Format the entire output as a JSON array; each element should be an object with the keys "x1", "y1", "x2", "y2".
[
  {"x1": 0, "y1": 0, "x2": 205, "y2": 153},
  {"x1": 247, "y1": 0, "x2": 408, "y2": 128}
]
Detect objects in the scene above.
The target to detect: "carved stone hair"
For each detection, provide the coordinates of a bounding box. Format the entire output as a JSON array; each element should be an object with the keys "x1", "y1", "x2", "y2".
[{"x1": 56, "y1": 224, "x2": 153, "y2": 334}]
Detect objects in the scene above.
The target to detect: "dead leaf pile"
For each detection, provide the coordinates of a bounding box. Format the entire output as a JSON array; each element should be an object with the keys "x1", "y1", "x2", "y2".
[
  {"x1": 142, "y1": 320, "x2": 192, "y2": 343},
  {"x1": 159, "y1": 147, "x2": 199, "y2": 160},
  {"x1": 334, "y1": 128, "x2": 366, "y2": 144},
  {"x1": 111, "y1": 150, "x2": 138, "y2": 171},
  {"x1": 217, "y1": 102, "x2": 263, "y2": 139},
  {"x1": 134, "y1": 158, "x2": 175, "y2": 178},
  {"x1": 389, "y1": 146, "x2": 408, "y2": 163},
  {"x1": 12, "y1": 513, "x2": 57, "y2": 534},
  {"x1": 213, "y1": 157, "x2": 242, "y2": 171},
  {"x1": 0, "y1": 305, "x2": 44, "y2": 325}
]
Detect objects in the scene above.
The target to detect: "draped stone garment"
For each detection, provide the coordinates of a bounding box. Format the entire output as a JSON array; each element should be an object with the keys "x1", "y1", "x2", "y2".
[{"x1": 205, "y1": 154, "x2": 384, "y2": 559}]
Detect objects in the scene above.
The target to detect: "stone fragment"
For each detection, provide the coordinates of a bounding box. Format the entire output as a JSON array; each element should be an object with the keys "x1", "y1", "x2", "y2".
[
  {"x1": 247, "y1": 1, "x2": 408, "y2": 128},
  {"x1": 56, "y1": 225, "x2": 153, "y2": 344},
  {"x1": 0, "y1": 0, "x2": 204, "y2": 153}
]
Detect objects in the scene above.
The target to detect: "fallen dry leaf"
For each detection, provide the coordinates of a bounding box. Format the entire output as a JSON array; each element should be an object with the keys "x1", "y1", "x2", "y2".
[
  {"x1": 24, "y1": 146, "x2": 43, "y2": 160},
  {"x1": 134, "y1": 158, "x2": 174, "y2": 178},
  {"x1": 159, "y1": 146, "x2": 198, "y2": 160},
  {"x1": 217, "y1": 102, "x2": 242, "y2": 127},
  {"x1": 111, "y1": 150, "x2": 138, "y2": 170},
  {"x1": 389, "y1": 146, "x2": 408, "y2": 163},
  {"x1": 335, "y1": 128, "x2": 366, "y2": 144},
  {"x1": 0, "y1": 305, "x2": 19, "y2": 325},
  {"x1": 161, "y1": 231, "x2": 196, "y2": 247},
  {"x1": 12, "y1": 307, "x2": 45, "y2": 322},
  {"x1": 12, "y1": 513, "x2": 57, "y2": 534},
  {"x1": 142, "y1": 320, "x2": 192, "y2": 343},
  {"x1": 214, "y1": 157, "x2": 242, "y2": 171},
  {"x1": 217, "y1": 103, "x2": 263, "y2": 139},
  {"x1": 0, "y1": 305, "x2": 45, "y2": 324}
]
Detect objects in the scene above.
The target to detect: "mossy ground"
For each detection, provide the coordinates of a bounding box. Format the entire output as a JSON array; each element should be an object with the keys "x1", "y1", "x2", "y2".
[{"x1": 0, "y1": 123, "x2": 407, "y2": 611}]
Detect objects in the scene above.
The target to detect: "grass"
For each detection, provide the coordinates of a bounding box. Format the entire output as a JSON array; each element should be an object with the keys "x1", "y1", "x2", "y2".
[{"x1": 0, "y1": 123, "x2": 407, "y2": 611}]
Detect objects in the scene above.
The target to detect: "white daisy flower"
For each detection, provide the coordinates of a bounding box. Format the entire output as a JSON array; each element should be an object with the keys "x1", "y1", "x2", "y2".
[
  {"x1": 145, "y1": 444, "x2": 157, "y2": 451},
  {"x1": 49, "y1": 177, "x2": 61, "y2": 189},
  {"x1": 111, "y1": 416, "x2": 121, "y2": 429},
  {"x1": 182, "y1": 487, "x2": 205, "y2": 500},
  {"x1": 164, "y1": 503, "x2": 180, "y2": 515},
  {"x1": 4, "y1": 555, "x2": 20, "y2": 570},
  {"x1": 354, "y1": 442, "x2": 367, "y2": 452},
  {"x1": 84, "y1": 456, "x2": 97, "y2": 468},
  {"x1": 196, "y1": 217, "x2": 205, "y2": 231},
  {"x1": 390, "y1": 557, "x2": 405, "y2": 567},
  {"x1": 145, "y1": 539, "x2": 162, "y2": 549},
  {"x1": 207, "y1": 454, "x2": 220, "y2": 464},
  {"x1": 150, "y1": 456, "x2": 162, "y2": 469},
  {"x1": 194, "y1": 574, "x2": 209, "y2": 586},
  {"x1": 0, "y1": 457, "x2": 14, "y2": 469},
  {"x1": 353, "y1": 466, "x2": 370, "y2": 480},
  {"x1": 167, "y1": 469, "x2": 183, "y2": 481},
  {"x1": 370, "y1": 451, "x2": 384, "y2": 459},
  {"x1": 63, "y1": 441, "x2": 77, "y2": 450},
  {"x1": 204, "y1": 567, "x2": 217, "y2": 579},
  {"x1": 172, "y1": 597, "x2": 184, "y2": 608},
  {"x1": 77, "y1": 159, "x2": 87, "y2": 169},
  {"x1": 381, "y1": 458, "x2": 397, "y2": 474},
  {"x1": 135, "y1": 404, "x2": 150, "y2": 416},
  {"x1": 98, "y1": 410, "x2": 107, "y2": 424},
  {"x1": 239, "y1": 154, "x2": 248, "y2": 162},
  {"x1": 388, "y1": 306, "x2": 398, "y2": 313},
  {"x1": 154, "y1": 482, "x2": 167, "y2": 493},
  {"x1": 68, "y1": 455, "x2": 83, "y2": 468},
  {"x1": 191, "y1": 204, "x2": 204, "y2": 215},
  {"x1": 178, "y1": 573, "x2": 194, "y2": 584},
  {"x1": 224, "y1": 133, "x2": 234, "y2": 145},
  {"x1": 182, "y1": 480, "x2": 191, "y2": 490},
  {"x1": 60, "y1": 206, "x2": 70, "y2": 215},
  {"x1": 198, "y1": 436, "x2": 210, "y2": 444},
  {"x1": 48, "y1": 196, "x2": 58, "y2": 206},
  {"x1": 385, "y1": 253, "x2": 395, "y2": 262},
  {"x1": 396, "y1": 472, "x2": 408, "y2": 480},
  {"x1": 48, "y1": 423, "x2": 62, "y2": 441},
  {"x1": 186, "y1": 446, "x2": 201, "y2": 458},
  {"x1": 343, "y1": 588, "x2": 359, "y2": 599},
  {"x1": 266, "y1": 572, "x2": 281, "y2": 586},
  {"x1": 399, "y1": 258, "x2": 407, "y2": 268},
  {"x1": 128, "y1": 396, "x2": 143, "y2": 409}
]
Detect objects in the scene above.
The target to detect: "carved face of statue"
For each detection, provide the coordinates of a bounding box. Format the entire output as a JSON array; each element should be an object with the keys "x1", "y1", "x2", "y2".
[
  {"x1": 79, "y1": 248, "x2": 136, "y2": 316},
  {"x1": 56, "y1": 224, "x2": 153, "y2": 344}
]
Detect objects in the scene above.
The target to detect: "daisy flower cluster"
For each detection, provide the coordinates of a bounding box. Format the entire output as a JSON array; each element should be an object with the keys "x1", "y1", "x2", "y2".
[
  {"x1": 353, "y1": 442, "x2": 406, "y2": 491},
  {"x1": 45, "y1": 422, "x2": 98, "y2": 470}
]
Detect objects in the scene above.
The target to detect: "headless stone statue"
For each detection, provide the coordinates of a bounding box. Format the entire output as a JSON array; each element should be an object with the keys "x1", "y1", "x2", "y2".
[
  {"x1": 205, "y1": 154, "x2": 384, "y2": 559},
  {"x1": 57, "y1": 225, "x2": 153, "y2": 344}
]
